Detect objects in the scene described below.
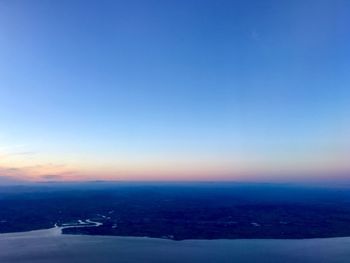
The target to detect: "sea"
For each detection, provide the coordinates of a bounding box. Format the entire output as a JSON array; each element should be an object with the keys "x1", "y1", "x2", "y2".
[{"x1": 1, "y1": 227, "x2": 350, "y2": 263}]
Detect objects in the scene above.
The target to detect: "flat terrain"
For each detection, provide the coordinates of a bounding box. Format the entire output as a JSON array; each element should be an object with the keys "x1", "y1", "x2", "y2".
[{"x1": 1, "y1": 183, "x2": 350, "y2": 240}]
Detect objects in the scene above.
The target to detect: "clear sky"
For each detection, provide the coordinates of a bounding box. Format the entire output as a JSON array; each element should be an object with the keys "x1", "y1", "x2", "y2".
[{"x1": 0, "y1": 0, "x2": 349, "y2": 182}]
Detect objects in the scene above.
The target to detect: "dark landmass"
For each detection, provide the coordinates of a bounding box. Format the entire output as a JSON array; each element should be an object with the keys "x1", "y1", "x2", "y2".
[{"x1": 1, "y1": 182, "x2": 350, "y2": 240}]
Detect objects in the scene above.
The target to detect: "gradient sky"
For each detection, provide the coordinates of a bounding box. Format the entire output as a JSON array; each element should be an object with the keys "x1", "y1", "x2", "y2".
[{"x1": 0, "y1": 0, "x2": 349, "y2": 182}]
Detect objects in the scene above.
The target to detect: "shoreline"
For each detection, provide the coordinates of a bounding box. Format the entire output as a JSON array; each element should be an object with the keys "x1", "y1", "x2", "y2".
[
  {"x1": 2, "y1": 225, "x2": 350, "y2": 242},
  {"x1": 2, "y1": 227, "x2": 350, "y2": 263}
]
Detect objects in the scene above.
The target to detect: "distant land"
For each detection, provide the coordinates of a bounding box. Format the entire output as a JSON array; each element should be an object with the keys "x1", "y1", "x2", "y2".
[{"x1": 1, "y1": 183, "x2": 350, "y2": 240}]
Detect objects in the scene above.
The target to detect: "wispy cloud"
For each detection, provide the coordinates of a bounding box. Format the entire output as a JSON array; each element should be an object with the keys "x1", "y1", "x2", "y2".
[
  {"x1": 0, "y1": 167, "x2": 31, "y2": 184},
  {"x1": 0, "y1": 163, "x2": 79, "y2": 184},
  {"x1": 41, "y1": 174, "x2": 63, "y2": 180}
]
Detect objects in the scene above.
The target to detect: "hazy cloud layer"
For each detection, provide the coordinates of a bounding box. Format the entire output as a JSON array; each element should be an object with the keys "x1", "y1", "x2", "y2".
[
  {"x1": 41, "y1": 174, "x2": 64, "y2": 180},
  {"x1": 0, "y1": 176, "x2": 26, "y2": 185},
  {"x1": 0, "y1": 164, "x2": 79, "y2": 184}
]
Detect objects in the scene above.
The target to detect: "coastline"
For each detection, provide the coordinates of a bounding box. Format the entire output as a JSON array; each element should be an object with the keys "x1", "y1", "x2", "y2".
[
  {"x1": 2, "y1": 227, "x2": 350, "y2": 263},
  {"x1": 2, "y1": 225, "x2": 350, "y2": 241}
]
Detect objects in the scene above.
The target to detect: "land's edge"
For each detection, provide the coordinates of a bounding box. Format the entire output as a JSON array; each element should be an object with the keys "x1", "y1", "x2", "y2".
[{"x1": 1, "y1": 225, "x2": 350, "y2": 241}]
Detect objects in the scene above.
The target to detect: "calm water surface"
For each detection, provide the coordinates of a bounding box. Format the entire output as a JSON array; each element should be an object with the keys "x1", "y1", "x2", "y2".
[{"x1": 1, "y1": 227, "x2": 350, "y2": 263}]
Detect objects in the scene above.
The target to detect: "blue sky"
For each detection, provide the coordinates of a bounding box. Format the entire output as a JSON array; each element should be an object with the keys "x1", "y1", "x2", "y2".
[{"x1": 0, "y1": 0, "x2": 349, "y2": 181}]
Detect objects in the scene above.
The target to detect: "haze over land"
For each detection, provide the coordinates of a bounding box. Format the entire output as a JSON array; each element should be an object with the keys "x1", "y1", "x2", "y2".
[
  {"x1": 1, "y1": 183, "x2": 350, "y2": 240},
  {"x1": 2, "y1": 183, "x2": 350, "y2": 263}
]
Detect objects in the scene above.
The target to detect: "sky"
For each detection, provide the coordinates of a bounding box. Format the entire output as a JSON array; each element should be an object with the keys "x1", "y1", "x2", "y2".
[{"x1": 0, "y1": 0, "x2": 349, "y2": 183}]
